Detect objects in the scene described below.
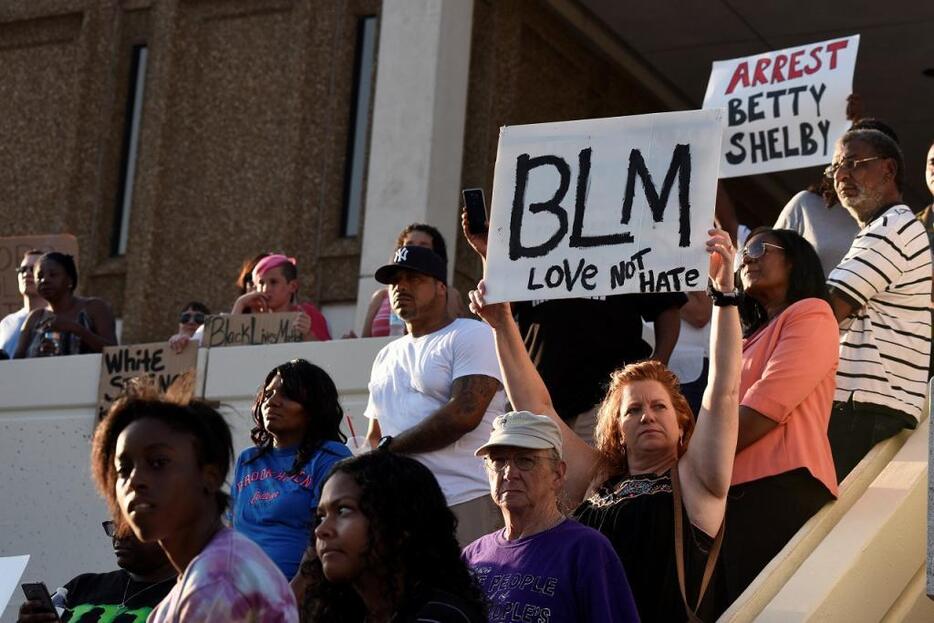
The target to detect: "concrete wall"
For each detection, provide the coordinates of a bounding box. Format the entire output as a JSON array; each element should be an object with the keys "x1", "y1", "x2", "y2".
[{"x1": 0, "y1": 337, "x2": 388, "y2": 621}]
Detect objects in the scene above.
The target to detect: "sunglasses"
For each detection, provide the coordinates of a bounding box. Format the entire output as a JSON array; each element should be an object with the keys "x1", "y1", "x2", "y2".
[
  {"x1": 14, "y1": 266, "x2": 33, "y2": 276},
  {"x1": 741, "y1": 239, "x2": 785, "y2": 261},
  {"x1": 102, "y1": 520, "x2": 116, "y2": 538},
  {"x1": 180, "y1": 312, "x2": 206, "y2": 324}
]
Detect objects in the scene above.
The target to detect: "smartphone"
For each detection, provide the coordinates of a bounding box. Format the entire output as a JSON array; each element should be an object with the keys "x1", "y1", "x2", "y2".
[
  {"x1": 462, "y1": 188, "x2": 488, "y2": 235},
  {"x1": 21, "y1": 582, "x2": 59, "y2": 619}
]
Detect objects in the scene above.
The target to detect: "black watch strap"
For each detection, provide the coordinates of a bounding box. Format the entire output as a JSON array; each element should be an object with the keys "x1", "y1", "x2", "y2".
[{"x1": 706, "y1": 282, "x2": 741, "y2": 307}]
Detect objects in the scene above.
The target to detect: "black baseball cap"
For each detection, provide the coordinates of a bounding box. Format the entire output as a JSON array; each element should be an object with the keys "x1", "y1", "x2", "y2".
[{"x1": 375, "y1": 245, "x2": 447, "y2": 285}]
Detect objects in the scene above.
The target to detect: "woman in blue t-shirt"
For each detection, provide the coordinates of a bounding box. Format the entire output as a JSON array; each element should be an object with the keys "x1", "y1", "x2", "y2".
[{"x1": 231, "y1": 358, "x2": 351, "y2": 579}]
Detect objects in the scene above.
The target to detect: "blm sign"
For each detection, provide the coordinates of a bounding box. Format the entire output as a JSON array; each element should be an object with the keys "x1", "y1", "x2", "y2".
[
  {"x1": 201, "y1": 312, "x2": 304, "y2": 348},
  {"x1": 703, "y1": 35, "x2": 859, "y2": 178},
  {"x1": 482, "y1": 109, "x2": 722, "y2": 303}
]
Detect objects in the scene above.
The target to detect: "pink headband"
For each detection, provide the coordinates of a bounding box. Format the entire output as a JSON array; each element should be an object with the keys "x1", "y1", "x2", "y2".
[{"x1": 252, "y1": 254, "x2": 297, "y2": 280}]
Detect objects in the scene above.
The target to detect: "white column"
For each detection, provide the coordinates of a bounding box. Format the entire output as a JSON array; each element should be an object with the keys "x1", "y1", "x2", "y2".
[{"x1": 353, "y1": 0, "x2": 474, "y2": 332}]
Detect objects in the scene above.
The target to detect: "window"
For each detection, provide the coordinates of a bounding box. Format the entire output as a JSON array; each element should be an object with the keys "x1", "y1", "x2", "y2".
[
  {"x1": 111, "y1": 44, "x2": 149, "y2": 256},
  {"x1": 340, "y1": 16, "x2": 377, "y2": 238}
]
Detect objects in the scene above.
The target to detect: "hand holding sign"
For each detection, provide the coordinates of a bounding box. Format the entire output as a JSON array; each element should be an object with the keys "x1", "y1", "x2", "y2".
[
  {"x1": 706, "y1": 228, "x2": 736, "y2": 293},
  {"x1": 293, "y1": 310, "x2": 314, "y2": 341}
]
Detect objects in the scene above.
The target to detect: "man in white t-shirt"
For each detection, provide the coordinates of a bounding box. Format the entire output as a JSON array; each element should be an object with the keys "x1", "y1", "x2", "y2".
[
  {"x1": 365, "y1": 245, "x2": 506, "y2": 545},
  {"x1": 825, "y1": 128, "x2": 932, "y2": 481},
  {"x1": 0, "y1": 249, "x2": 46, "y2": 358}
]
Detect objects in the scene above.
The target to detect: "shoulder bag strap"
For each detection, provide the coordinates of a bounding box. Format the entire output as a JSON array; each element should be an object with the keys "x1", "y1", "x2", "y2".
[{"x1": 672, "y1": 464, "x2": 725, "y2": 622}]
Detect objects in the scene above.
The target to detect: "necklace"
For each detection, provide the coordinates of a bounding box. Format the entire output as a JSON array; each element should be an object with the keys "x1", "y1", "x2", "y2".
[{"x1": 120, "y1": 574, "x2": 174, "y2": 609}]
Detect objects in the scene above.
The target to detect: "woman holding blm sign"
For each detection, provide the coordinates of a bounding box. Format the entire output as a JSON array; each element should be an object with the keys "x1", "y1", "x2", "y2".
[
  {"x1": 15, "y1": 252, "x2": 116, "y2": 357},
  {"x1": 467, "y1": 226, "x2": 742, "y2": 621}
]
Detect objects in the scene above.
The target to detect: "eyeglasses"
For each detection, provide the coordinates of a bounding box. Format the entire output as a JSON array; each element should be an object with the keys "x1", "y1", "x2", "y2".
[
  {"x1": 102, "y1": 520, "x2": 116, "y2": 538},
  {"x1": 179, "y1": 312, "x2": 205, "y2": 324},
  {"x1": 483, "y1": 455, "x2": 556, "y2": 473},
  {"x1": 741, "y1": 239, "x2": 785, "y2": 261},
  {"x1": 823, "y1": 156, "x2": 883, "y2": 178},
  {"x1": 14, "y1": 266, "x2": 32, "y2": 276}
]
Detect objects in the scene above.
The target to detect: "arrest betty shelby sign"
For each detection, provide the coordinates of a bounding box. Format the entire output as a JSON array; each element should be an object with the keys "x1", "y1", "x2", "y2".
[
  {"x1": 703, "y1": 35, "x2": 859, "y2": 178},
  {"x1": 482, "y1": 110, "x2": 722, "y2": 304}
]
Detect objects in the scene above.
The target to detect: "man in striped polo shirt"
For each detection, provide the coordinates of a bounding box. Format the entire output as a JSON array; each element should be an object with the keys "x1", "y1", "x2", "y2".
[{"x1": 825, "y1": 128, "x2": 932, "y2": 482}]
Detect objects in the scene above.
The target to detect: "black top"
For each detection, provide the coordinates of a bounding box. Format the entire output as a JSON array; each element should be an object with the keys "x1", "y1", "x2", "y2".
[
  {"x1": 573, "y1": 471, "x2": 724, "y2": 623},
  {"x1": 394, "y1": 587, "x2": 486, "y2": 623},
  {"x1": 61, "y1": 569, "x2": 175, "y2": 622},
  {"x1": 514, "y1": 293, "x2": 686, "y2": 421}
]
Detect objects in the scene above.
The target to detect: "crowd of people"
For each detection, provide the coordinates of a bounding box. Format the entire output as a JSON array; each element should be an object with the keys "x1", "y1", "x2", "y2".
[{"x1": 12, "y1": 124, "x2": 934, "y2": 622}]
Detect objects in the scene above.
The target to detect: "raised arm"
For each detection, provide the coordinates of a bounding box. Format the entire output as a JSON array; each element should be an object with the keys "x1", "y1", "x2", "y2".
[
  {"x1": 679, "y1": 229, "x2": 742, "y2": 537},
  {"x1": 468, "y1": 284, "x2": 599, "y2": 507}
]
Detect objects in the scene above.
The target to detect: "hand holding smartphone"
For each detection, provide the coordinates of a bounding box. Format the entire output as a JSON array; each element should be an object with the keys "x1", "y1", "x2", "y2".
[
  {"x1": 462, "y1": 188, "x2": 488, "y2": 235},
  {"x1": 20, "y1": 582, "x2": 60, "y2": 621}
]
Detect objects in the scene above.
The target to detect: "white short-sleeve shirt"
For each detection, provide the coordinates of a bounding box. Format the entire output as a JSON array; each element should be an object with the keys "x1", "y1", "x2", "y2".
[{"x1": 364, "y1": 318, "x2": 506, "y2": 505}]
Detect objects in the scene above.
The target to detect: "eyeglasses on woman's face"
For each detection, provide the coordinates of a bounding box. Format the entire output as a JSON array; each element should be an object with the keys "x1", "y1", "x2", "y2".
[{"x1": 741, "y1": 239, "x2": 785, "y2": 261}]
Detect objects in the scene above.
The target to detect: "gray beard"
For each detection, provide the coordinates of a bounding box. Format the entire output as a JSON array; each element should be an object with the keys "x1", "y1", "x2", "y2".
[{"x1": 840, "y1": 187, "x2": 886, "y2": 226}]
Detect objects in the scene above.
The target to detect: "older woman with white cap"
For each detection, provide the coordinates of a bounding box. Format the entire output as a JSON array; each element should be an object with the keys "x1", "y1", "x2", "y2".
[{"x1": 462, "y1": 410, "x2": 639, "y2": 622}]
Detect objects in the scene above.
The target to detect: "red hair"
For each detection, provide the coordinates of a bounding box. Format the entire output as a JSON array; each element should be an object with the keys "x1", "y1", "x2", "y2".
[{"x1": 594, "y1": 360, "x2": 695, "y2": 477}]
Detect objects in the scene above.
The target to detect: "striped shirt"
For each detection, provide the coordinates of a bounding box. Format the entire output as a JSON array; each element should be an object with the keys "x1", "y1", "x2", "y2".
[{"x1": 827, "y1": 204, "x2": 932, "y2": 423}]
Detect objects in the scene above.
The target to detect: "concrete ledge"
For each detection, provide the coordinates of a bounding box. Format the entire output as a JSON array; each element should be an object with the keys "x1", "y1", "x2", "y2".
[
  {"x1": 754, "y1": 417, "x2": 928, "y2": 621},
  {"x1": 718, "y1": 424, "x2": 917, "y2": 622}
]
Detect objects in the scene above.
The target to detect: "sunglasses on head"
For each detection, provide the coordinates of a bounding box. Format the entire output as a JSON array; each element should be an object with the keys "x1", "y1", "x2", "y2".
[
  {"x1": 741, "y1": 239, "x2": 785, "y2": 260},
  {"x1": 180, "y1": 312, "x2": 206, "y2": 325}
]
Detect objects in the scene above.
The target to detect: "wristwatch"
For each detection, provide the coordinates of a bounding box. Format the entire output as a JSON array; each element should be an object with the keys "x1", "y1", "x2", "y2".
[{"x1": 377, "y1": 435, "x2": 394, "y2": 450}]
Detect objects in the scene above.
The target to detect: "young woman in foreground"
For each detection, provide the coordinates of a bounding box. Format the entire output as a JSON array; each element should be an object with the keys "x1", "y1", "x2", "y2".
[
  {"x1": 302, "y1": 451, "x2": 486, "y2": 622},
  {"x1": 91, "y1": 384, "x2": 298, "y2": 622}
]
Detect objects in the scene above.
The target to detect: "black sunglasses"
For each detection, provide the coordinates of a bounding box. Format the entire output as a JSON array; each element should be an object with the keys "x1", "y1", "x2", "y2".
[
  {"x1": 14, "y1": 266, "x2": 32, "y2": 275},
  {"x1": 180, "y1": 312, "x2": 206, "y2": 324},
  {"x1": 102, "y1": 520, "x2": 116, "y2": 538}
]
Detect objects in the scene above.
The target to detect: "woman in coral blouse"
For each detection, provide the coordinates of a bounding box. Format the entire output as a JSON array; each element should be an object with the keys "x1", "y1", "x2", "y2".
[{"x1": 723, "y1": 228, "x2": 839, "y2": 603}]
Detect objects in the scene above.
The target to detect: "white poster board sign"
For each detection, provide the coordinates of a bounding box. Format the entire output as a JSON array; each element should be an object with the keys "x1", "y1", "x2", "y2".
[
  {"x1": 483, "y1": 110, "x2": 723, "y2": 303},
  {"x1": 703, "y1": 35, "x2": 859, "y2": 178},
  {"x1": 0, "y1": 555, "x2": 30, "y2": 616}
]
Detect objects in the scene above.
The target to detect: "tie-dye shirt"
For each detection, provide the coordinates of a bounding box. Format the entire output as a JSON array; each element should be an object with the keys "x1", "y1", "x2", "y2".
[{"x1": 147, "y1": 528, "x2": 298, "y2": 623}]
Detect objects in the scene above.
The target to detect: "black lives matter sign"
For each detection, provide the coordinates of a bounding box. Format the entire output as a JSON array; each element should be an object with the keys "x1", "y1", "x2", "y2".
[
  {"x1": 482, "y1": 110, "x2": 722, "y2": 304},
  {"x1": 703, "y1": 35, "x2": 860, "y2": 178}
]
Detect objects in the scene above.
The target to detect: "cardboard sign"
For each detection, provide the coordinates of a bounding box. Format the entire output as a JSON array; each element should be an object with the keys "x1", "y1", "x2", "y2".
[
  {"x1": 483, "y1": 109, "x2": 722, "y2": 303},
  {"x1": 703, "y1": 35, "x2": 860, "y2": 178},
  {"x1": 0, "y1": 234, "x2": 79, "y2": 316},
  {"x1": 97, "y1": 342, "x2": 198, "y2": 420},
  {"x1": 201, "y1": 312, "x2": 304, "y2": 348}
]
